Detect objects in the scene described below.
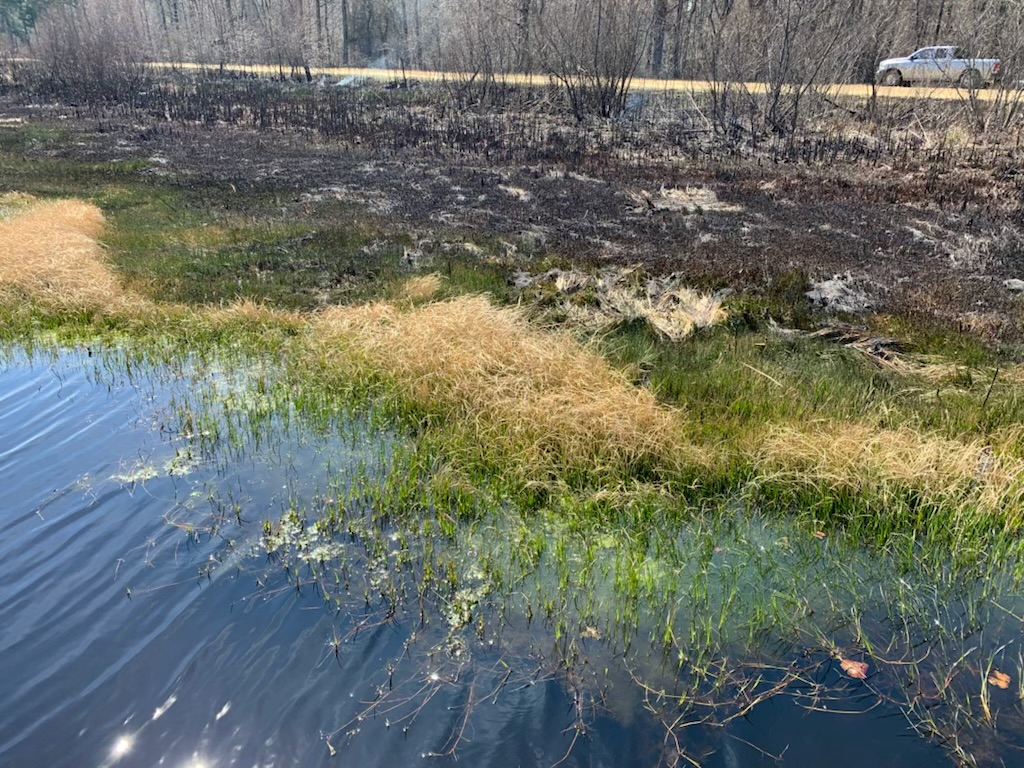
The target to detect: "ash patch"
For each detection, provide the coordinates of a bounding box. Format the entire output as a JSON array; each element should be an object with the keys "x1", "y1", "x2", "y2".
[
  {"x1": 515, "y1": 266, "x2": 728, "y2": 341},
  {"x1": 807, "y1": 273, "x2": 877, "y2": 314},
  {"x1": 627, "y1": 186, "x2": 744, "y2": 215}
]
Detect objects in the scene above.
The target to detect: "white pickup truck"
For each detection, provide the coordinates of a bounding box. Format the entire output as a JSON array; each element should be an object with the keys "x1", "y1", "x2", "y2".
[{"x1": 876, "y1": 46, "x2": 1002, "y2": 88}]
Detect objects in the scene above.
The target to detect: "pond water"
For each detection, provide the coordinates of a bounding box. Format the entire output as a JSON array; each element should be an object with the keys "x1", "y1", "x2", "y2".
[{"x1": 1, "y1": 347, "x2": 1021, "y2": 767}]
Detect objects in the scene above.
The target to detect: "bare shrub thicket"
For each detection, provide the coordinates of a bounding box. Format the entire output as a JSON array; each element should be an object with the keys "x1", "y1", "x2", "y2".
[
  {"x1": 7, "y1": 0, "x2": 1024, "y2": 123},
  {"x1": 437, "y1": 0, "x2": 522, "y2": 106},
  {"x1": 32, "y1": 0, "x2": 151, "y2": 102},
  {"x1": 945, "y1": 0, "x2": 1024, "y2": 130},
  {"x1": 539, "y1": 0, "x2": 652, "y2": 119}
]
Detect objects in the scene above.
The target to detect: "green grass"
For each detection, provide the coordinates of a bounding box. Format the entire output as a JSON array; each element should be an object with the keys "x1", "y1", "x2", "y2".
[{"x1": 598, "y1": 318, "x2": 1024, "y2": 449}]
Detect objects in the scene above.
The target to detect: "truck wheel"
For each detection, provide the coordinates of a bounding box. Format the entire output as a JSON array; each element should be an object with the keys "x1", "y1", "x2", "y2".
[
  {"x1": 881, "y1": 69, "x2": 903, "y2": 87},
  {"x1": 959, "y1": 69, "x2": 983, "y2": 90}
]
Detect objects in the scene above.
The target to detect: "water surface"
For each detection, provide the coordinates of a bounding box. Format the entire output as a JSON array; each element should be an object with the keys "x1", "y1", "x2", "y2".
[{"x1": 1, "y1": 347, "x2": 1017, "y2": 767}]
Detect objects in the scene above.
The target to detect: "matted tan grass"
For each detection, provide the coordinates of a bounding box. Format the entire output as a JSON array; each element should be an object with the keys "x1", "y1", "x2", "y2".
[
  {"x1": 0, "y1": 197, "x2": 149, "y2": 314},
  {"x1": 397, "y1": 274, "x2": 444, "y2": 304},
  {"x1": 312, "y1": 295, "x2": 704, "y2": 485},
  {"x1": 603, "y1": 286, "x2": 728, "y2": 341},
  {"x1": 758, "y1": 422, "x2": 1024, "y2": 524}
]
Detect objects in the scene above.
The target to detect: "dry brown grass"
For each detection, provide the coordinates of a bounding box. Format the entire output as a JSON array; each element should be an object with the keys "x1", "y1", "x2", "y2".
[
  {"x1": 758, "y1": 422, "x2": 1024, "y2": 524},
  {"x1": 602, "y1": 285, "x2": 728, "y2": 341},
  {"x1": 999, "y1": 365, "x2": 1024, "y2": 387},
  {"x1": 0, "y1": 197, "x2": 149, "y2": 314},
  {"x1": 540, "y1": 266, "x2": 728, "y2": 341},
  {"x1": 204, "y1": 298, "x2": 305, "y2": 330},
  {"x1": 312, "y1": 295, "x2": 704, "y2": 485},
  {"x1": 396, "y1": 274, "x2": 444, "y2": 304}
]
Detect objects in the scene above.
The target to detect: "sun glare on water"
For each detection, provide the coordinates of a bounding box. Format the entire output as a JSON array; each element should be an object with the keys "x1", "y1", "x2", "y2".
[{"x1": 110, "y1": 735, "x2": 134, "y2": 759}]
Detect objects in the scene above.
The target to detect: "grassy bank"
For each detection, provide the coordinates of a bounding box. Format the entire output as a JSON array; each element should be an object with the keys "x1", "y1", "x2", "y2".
[{"x1": 3, "y1": 187, "x2": 1024, "y2": 567}]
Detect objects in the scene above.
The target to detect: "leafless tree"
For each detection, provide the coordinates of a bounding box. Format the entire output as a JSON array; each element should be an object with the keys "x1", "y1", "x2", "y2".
[
  {"x1": 10, "y1": 0, "x2": 1022, "y2": 137},
  {"x1": 540, "y1": 0, "x2": 653, "y2": 119}
]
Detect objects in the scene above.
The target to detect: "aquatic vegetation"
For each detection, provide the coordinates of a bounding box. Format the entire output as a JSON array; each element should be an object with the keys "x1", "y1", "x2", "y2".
[
  {"x1": 111, "y1": 461, "x2": 159, "y2": 485},
  {"x1": 224, "y1": 455, "x2": 1024, "y2": 767}
]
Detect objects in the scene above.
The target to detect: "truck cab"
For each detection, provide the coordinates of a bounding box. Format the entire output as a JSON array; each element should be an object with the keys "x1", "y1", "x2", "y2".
[{"x1": 876, "y1": 46, "x2": 1001, "y2": 88}]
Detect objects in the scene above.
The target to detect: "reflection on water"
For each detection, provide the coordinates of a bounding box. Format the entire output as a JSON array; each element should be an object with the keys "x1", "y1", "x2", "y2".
[{"x1": 1, "y1": 347, "x2": 1022, "y2": 767}]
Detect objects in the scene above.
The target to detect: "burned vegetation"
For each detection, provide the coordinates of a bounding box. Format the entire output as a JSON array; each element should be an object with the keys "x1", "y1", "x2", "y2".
[{"x1": 3, "y1": 65, "x2": 1024, "y2": 344}]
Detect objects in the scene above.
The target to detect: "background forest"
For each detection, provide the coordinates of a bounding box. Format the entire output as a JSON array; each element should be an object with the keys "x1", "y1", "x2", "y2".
[{"x1": 3, "y1": 0, "x2": 1024, "y2": 91}]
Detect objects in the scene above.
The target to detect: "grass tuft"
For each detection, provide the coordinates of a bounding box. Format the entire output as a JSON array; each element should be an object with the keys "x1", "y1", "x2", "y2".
[
  {"x1": 603, "y1": 285, "x2": 727, "y2": 341},
  {"x1": 310, "y1": 295, "x2": 705, "y2": 488},
  {"x1": 396, "y1": 273, "x2": 444, "y2": 304},
  {"x1": 0, "y1": 196, "x2": 149, "y2": 314},
  {"x1": 203, "y1": 298, "x2": 305, "y2": 330},
  {"x1": 756, "y1": 422, "x2": 1024, "y2": 535}
]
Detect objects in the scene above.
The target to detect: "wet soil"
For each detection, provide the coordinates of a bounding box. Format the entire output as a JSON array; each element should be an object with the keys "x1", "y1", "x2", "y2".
[{"x1": 4, "y1": 88, "x2": 1024, "y2": 340}]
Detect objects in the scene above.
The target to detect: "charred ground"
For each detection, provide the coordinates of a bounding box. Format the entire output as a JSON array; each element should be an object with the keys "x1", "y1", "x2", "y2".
[{"x1": 3, "y1": 74, "x2": 1024, "y2": 344}]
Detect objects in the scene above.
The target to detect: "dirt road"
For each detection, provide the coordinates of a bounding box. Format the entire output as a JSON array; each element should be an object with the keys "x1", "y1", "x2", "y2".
[{"x1": 161, "y1": 61, "x2": 1012, "y2": 103}]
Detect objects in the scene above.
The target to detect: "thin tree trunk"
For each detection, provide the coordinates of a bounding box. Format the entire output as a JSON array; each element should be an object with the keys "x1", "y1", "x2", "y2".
[
  {"x1": 516, "y1": 0, "x2": 531, "y2": 72},
  {"x1": 315, "y1": 0, "x2": 323, "y2": 52},
  {"x1": 651, "y1": 0, "x2": 668, "y2": 75},
  {"x1": 412, "y1": 0, "x2": 421, "y2": 67},
  {"x1": 341, "y1": 0, "x2": 349, "y2": 63},
  {"x1": 365, "y1": 1, "x2": 374, "y2": 58},
  {"x1": 399, "y1": 0, "x2": 409, "y2": 67}
]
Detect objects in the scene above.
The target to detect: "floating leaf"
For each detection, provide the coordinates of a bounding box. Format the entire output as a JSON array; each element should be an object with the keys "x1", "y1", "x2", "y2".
[
  {"x1": 840, "y1": 658, "x2": 869, "y2": 679},
  {"x1": 812, "y1": 531, "x2": 827, "y2": 540},
  {"x1": 581, "y1": 626, "x2": 602, "y2": 640},
  {"x1": 988, "y1": 670, "x2": 1012, "y2": 690}
]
